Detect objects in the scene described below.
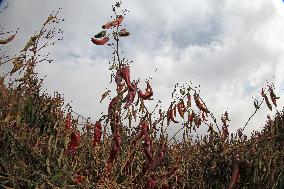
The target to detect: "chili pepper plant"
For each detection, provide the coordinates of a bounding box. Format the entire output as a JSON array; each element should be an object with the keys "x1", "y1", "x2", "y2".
[{"x1": 0, "y1": 2, "x2": 284, "y2": 189}]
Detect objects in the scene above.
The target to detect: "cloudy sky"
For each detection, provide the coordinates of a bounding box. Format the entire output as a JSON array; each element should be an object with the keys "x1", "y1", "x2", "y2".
[{"x1": 1, "y1": 0, "x2": 284, "y2": 138}]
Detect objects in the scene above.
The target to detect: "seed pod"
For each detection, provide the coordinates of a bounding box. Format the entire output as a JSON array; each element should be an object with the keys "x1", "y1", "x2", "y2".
[
  {"x1": 66, "y1": 112, "x2": 71, "y2": 129},
  {"x1": 193, "y1": 92, "x2": 210, "y2": 113},
  {"x1": 138, "y1": 81, "x2": 153, "y2": 100},
  {"x1": 93, "y1": 121, "x2": 102, "y2": 148},
  {"x1": 124, "y1": 82, "x2": 137, "y2": 109},
  {"x1": 102, "y1": 15, "x2": 124, "y2": 29},
  {"x1": 263, "y1": 93, "x2": 272, "y2": 111},
  {"x1": 187, "y1": 93, "x2": 192, "y2": 108},
  {"x1": 67, "y1": 131, "x2": 80, "y2": 154},
  {"x1": 177, "y1": 100, "x2": 187, "y2": 119},
  {"x1": 91, "y1": 36, "x2": 109, "y2": 45},
  {"x1": 0, "y1": 34, "x2": 15, "y2": 44},
  {"x1": 228, "y1": 160, "x2": 240, "y2": 189}
]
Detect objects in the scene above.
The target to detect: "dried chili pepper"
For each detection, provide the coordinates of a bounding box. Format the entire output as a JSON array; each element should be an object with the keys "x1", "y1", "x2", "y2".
[
  {"x1": 228, "y1": 159, "x2": 240, "y2": 189},
  {"x1": 138, "y1": 81, "x2": 153, "y2": 100},
  {"x1": 67, "y1": 131, "x2": 80, "y2": 154},
  {"x1": 124, "y1": 82, "x2": 137, "y2": 109},
  {"x1": 91, "y1": 36, "x2": 109, "y2": 45},
  {"x1": 177, "y1": 99, "x2": 186, "y2": 119},
  {"x1": 188, "y1": 110, "x2": 195, "y2": 124},
  {"x1": 167, "y1": 104, "x2": 179, "y2": 124},
  {"x1": 93, "y1": 121, "x2": 102, "y2": 148},
  {"x1": 268, "y1": 86, "x2": 280, "y2": 107},
  {"x1": 187, "y1": 93, "x2": 192, "y2": 108},
  {"x1": 148, "y1": 141, "x2": 167, "y2": 170},
  {"x1": 194, "y1": 116, "x2": 202, "y2": 128},
  {"x1": 108, "y1": 96, "x2": 119, "y2": 119},
  {"x1": 108, "y1": 132, "x2": 121, "y2": 163},
  {"x1": 145, "y1": 176, "x2": 157, "y2": 189},
  {"x1": 201, "y1": 111, "x2": 208, "y2": 121},
  {"x1": 116, "y1": 66, "x2": 135, "y2": 91},
  {"x1": 118, "y1": 29, "x2": 130, "y2": 37},
  {"x1": 65, "y1": 112, "x2": 71, "y2": 129},
  {"x1": 102, "y1": 15, "x2": 124, "y2": 29},
  {"x1": 261, "y1": 88, "x2": 272, "y2": 111},
  {"x1": 193, "y1": 92, "x2": 210, "y2": 113},
  {"x1": 143, "y1": 136, "x2": 153, "y2": 162},
  {"x1": 0, "y1": 34, "x2": 15, "y2": 45},
  {"x1": 74, "y1": 173, "x2": 84, "y2": 184}
]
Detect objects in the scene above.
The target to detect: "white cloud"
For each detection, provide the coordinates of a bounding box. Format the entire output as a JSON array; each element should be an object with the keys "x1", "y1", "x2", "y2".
[{"x1": 1, "y1": 0, "x2": 284, "y2": 139}]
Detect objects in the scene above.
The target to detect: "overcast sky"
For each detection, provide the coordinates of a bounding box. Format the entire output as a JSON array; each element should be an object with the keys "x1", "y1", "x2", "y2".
[{"x1": 1, "y1": 0, "x2": 284, "y2": 139}]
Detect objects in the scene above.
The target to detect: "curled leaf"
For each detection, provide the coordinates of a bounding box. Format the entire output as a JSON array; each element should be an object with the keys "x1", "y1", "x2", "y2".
[
  {"x1": 10, "y1": 57, "x2": 23, "y2": 75},
  {"x1": 100, "y1": 90, "x2": 111, "y2": 103},
  {"x1": 94, "y1": 30, "x2": 106, "y2": 38}
]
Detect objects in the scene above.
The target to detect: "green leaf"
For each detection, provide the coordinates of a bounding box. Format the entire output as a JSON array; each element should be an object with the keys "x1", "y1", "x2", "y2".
[{"x1": 94, "y1": 31, "x2": 106, "y2": 38}]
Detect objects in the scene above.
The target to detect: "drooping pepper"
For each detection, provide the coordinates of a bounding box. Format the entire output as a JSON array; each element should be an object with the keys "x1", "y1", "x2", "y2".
[
  {"x1": 93, "y1": 121, "x2": 102, "y2": 148},
  {"x1": 193, "y1": 92, "x2": 210, "y2": 113},
  {"x1": 177, "y1": 99, "x2": 187, "y2": 119},
  {"x1": 124, "y1": 82, "x2": 137, "y2": 109},
  {"x1": 91, "y1": 36, "x2": 109, "y2": 45},
  {"x1": 118, "y1": 29, "x2": 130, "y2": 37},
  {"x1": 138, "y1": 81, "x2": 153, "y2": 100},
  {"x1": 115, "y1": 66, "x2": 135, "y2": 91},
  {"x1": 102, "y1": 15, "x2": 124, "y2": 29},
  {"x1": 66, "y1": 112, "x2": 71, "y2": 129},
  {"x1": 67, "y1": 131, "x2": 80, "y2": 154}
]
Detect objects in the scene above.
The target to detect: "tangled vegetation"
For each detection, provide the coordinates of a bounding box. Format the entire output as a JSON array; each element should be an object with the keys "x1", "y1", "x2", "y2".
[{"x1": 0, "y1": 2, "x2": 284, "y2": 189}]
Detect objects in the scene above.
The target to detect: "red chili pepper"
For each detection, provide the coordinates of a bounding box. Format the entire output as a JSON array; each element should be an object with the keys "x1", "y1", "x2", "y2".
[
  {"x1": 140, "y1": 120, "x2": 149, "y2": 136},
  {"x1": 66, "y1": 112, "x2": 71, "y2": 129},
  {"x1": 228, "y1": 160, "x2": 240, "y2": 189},
  {"x1": 145, "y1": 176, "x2": 157, "y2": 189},
  {"x1": 143, "y1": 136, "x2": 153, "y2": 162},
  {"x1": 93, "y1": 121, "x2": 102, "y2": 148},
  {"x1": 108, "y1": 96, "x2": 119, "y2": 119},
  {"x1": 148, "y1": 141, "x2": 167, "y2": 170},
  {"x1": 67, "y1": 131, "x2": 80, "y2": 154},
  {"x1": 188, "y1": 110, "x2": 195, "y2": 124},
  {"x1": 138, "y1": 81, "x2": 153, "y2": 100},
  {"x1": 187, "y1": 93, "x2": 192, "y2": 108},
  {"x1": 193, "y1": 92, "x2": 210, "y2": 113},
  {"x1": 91, "y1": 36, "x2": 109, "y2": 45},
  {"x1": 167, "y1": 104, "x2": 179, "y2": 124},
  {"x1": 201, "y1": 111, "x2": 208, "y2": 121},
  {"x1": 177, "y1": 99, "x2": 186, "y2": 119},
  {"x1": 124, "y1": 82, "x2": 137, "y2": 109},
  {"x1": 116, "y1": 66, "x2": 135, "y2": 91},
  {"x1": 102, "y1": 15, "x2": 124, "y2": 29},
  {"x1": 194, "y1": 116, "x2": 202, "y2": 128},
  {"x1": 108, "y1": 132, "x2": 121, "y2": 163},
  {"x1": 268, "y1": 86, "x2": 279, "y2": 107},
  {"x1": 74, "y1": 174, "x2": 84, "y2": 184},
  {"x1": 118, "y1": 28, "x2": 130, "y2": 37}
]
